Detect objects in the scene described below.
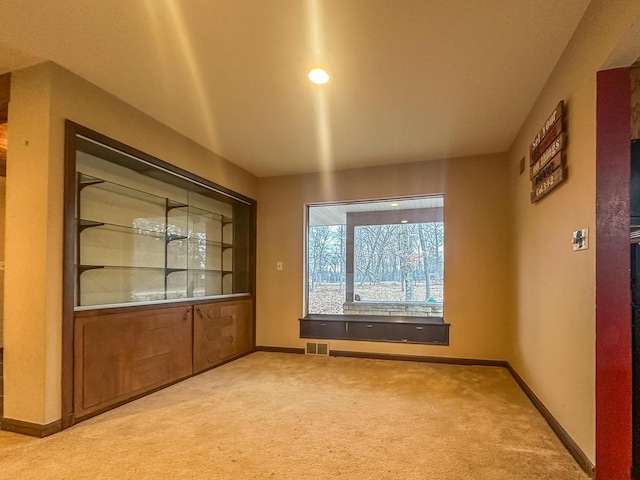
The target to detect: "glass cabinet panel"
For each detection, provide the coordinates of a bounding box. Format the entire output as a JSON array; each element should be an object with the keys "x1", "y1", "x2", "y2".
[{"x1": 73, "y1": 135, "x2": 253, "y2": 307}]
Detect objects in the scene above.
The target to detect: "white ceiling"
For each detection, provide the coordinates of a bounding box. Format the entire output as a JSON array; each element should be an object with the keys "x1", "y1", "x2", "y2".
[{"x1": 0, "y1": 0, "x2": 590, "y2": 177}]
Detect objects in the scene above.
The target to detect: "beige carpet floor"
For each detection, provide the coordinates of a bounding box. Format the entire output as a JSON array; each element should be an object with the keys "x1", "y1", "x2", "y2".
[{"x1": 0, "y1": 352, "x2": 588, "y2": 479}]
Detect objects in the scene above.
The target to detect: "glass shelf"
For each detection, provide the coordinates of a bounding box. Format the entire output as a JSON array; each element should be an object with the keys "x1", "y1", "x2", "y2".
[
  {"x1": 76, "y1": 166, "x2": 245, "y2": 307},
  {"x1": 188, "y1": 236, "x2": 233, "y2": 249},
  {"x1": 78, "y1": 219, "x2": 228, "y2": 247},
  {"x1": 78, "y1": 265, "x2": 230, "y2": 275},
  {"x1": 79, "y1": 173, "x2": 168, "y2": 207},
  {"x1": 78, "y1": 219, "x2": 167, "y2": 239},
  {"x1": 79, "y1": 265, "x2": 178, "y2": 274},
  {"x1": 170, "y1": 204, "x2": 233, "y2": 224}
]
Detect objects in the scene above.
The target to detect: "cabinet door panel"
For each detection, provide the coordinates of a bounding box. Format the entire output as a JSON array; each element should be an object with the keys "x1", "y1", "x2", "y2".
[
  {"x1": 391, "y1": 324, "x2": 449, "y2": 344},
  {"x1": 347, "y1": 322, "x2": 394, "y2": 341},
  {"x1": 194, "y1": 299, "x2": 253, "y2": 373},
  {"x1": 299, "y1": 320, "x2": 346, "y2": 339},
  {"x1": 74, "y1": 305, "x2": 193, "y2": 418}
]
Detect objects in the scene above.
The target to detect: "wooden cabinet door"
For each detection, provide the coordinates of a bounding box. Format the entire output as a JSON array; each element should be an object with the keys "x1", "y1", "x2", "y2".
[
  {"x1": 194, "y1": 299, "x2": 253, "y2": 373},
  {"x1": 299, "y1": 319, "x2": 347, "y2": 339},
  {"x1": 74, "y1": 305, "x2": 193, "y2": 419}
]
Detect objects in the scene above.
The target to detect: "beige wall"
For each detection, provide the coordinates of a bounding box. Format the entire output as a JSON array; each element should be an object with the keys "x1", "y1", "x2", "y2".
[
  {"x1": 507, "y1": 0, "x2": 640, "y2": 463},
  {"x1": 257, "y1": 153, "x2": 512, "y2": 360},
  {"x1": 3, "y1": 62, "x2": 258, "y2": 424},
  {"x1": 0, "y1": 177, "x2": 5, "y2": 348},
  {"x1": 4, "y1": 64, "x2": 56, "y2": 423}
]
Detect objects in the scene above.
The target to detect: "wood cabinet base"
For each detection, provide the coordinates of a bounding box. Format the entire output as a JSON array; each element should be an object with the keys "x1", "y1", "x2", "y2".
[
  {"x1": 194, "y1": 299, "x2": 253, "y2": 373},
  {"x1": 73, "y1": 297, "x2": 254, "y2": 423}
]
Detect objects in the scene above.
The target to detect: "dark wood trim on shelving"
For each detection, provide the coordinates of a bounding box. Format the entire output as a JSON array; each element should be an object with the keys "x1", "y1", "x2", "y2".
[
  {"x1": 62, "y1": 121, "x2": 78, "y2": 429},
  {"x1": 1, "y1": 418, "x2": 62, "y2": 438},
  {"x1": 505, "y1": 363, "x2": 594, "y2": 478}
]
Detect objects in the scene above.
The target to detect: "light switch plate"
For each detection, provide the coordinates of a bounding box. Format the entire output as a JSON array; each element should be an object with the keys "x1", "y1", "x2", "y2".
[
  {"x1": 276, "y1": 261, "x2": 283, "y2": 271},
  {"x1": 572, "y1": 228, "x2": 588, "y2": 251}
]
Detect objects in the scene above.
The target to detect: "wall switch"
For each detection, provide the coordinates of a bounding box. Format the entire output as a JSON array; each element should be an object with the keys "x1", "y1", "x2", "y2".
[
  {"x1": 572, "y1": 228, "x2": 588, "y2": 251},
  {"x1": 276, "y1": 261, "x2": 283, "y2": 271}
]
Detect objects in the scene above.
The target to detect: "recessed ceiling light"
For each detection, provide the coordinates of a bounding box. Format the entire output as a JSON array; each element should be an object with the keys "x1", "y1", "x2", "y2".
[
  {"x1": 308, "y1": 68, "x2": 330, "y2": 85},
  {"x1": 390, "y1": 202, "x2": 399, "y2": 207}
]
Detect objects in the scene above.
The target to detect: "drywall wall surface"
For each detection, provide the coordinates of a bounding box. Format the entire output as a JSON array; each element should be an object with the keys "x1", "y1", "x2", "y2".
[
  {"x1": 0, "y1": 177, "x2": 6, "y2": 349},
  {"x1": 257, "y1": 153, "x2": 512, "y2": 361},
  {"x1": 507, "y1": 0, "x2": 640, "y2": 463},
  {"x1": 3, "y1": 62, "x2": 259, "y2": 425},
  {"x1": 4, "y1": 63, "x2": 55, "y2": 424},
  {"x1": 48, "y1": 64, "x2": 258, "y2": 200}
]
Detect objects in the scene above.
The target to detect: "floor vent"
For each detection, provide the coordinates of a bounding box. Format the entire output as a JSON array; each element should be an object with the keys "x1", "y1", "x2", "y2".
[{"x1": 305, "y1": 342, "x2": 330, "y2": 356}]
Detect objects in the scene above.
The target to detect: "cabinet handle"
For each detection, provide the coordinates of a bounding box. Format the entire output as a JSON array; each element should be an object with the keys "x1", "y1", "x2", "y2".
[
  {"x1": 195, "y1": 307, "x2": 204, "y2": 319},
  {"x1": 320, "y1": 323, "x2": 326, "y2": 326},
  {"x1": 416, "y1": 326, "x2": 423, "y2": 330},
  {"x1": 366, "y1": 324, "x2": 373, "y2": 328},
  {"x1": 183, "y1": 309, "x2": 190, "y2": 321}
]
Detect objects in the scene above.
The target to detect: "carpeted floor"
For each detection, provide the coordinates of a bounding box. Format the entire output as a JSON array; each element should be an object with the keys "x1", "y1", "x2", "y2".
[{"x1": 0, "y1": 352, "x2": 588, "y2": 479}]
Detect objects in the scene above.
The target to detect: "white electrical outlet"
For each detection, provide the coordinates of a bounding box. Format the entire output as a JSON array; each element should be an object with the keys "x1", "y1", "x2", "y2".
[{"x1": 572, "y1": 228, "x2": 588, "y2": 251}]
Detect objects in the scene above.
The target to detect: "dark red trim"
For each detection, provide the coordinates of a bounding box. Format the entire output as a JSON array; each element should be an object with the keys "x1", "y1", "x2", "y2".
[{"x1": 596, "y1": 67, "x2": 632, "y2": 479}]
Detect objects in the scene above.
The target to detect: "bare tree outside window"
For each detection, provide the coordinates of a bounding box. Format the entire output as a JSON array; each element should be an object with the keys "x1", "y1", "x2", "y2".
[{"x1": 307, "y1": 197, "x2": 444, "y2": 316}]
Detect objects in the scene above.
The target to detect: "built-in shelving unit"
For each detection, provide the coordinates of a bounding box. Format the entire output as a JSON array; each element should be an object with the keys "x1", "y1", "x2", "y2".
[
  {"x1": 63, "y1": 122, "x2": 256, "y2": 429},
  {"x1": 75, "y1": 171, "x2": 242, "y2": 306}
]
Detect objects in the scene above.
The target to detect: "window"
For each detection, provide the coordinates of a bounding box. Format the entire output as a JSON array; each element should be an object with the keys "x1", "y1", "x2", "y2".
[{"x1": 307, "y1": 196, "x2": 444, "y2": 317}]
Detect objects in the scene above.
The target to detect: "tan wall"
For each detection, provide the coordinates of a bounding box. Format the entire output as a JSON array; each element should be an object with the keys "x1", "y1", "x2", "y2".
[
  {"x1": 257, "y1": 153, "x2": 512, "y2": 360},
  {"x1": 4, "y1": 64, "x2": 55, "y2": 423},
  {"x1": 0, "y1": 177, "x2": 5, "y2": 348},
  {"x1": 507, "y1": 0, "x2": 640, "y2": 463},
  {"x1": 4, "y1": 62, "x2": 258, "y2": 424}
]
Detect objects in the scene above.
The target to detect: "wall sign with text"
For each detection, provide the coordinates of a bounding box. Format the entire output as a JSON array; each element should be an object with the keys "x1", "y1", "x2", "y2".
[{"x1": 530, "y1": 101, "x2": 567, "y2": 203}]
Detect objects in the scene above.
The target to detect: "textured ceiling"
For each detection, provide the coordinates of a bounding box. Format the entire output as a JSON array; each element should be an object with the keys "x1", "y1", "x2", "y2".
[{"x1": 0, "y1": 0, "x2": 590, "y2": 177}]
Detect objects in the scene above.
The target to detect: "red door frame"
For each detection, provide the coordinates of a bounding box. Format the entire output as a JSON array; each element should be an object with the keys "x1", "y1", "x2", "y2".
[{"x1": 596, "y1": 67, "x2": 633, "y2": 479}]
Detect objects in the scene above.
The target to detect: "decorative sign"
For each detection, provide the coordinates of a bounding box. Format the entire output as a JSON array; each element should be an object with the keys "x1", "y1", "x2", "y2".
[
  {"x1": 530, "y1": 101, "x2": 566, "y2": 203},
  {"x1": 531, "y1": 165, "x2": 565, "y2": 202}
]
